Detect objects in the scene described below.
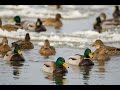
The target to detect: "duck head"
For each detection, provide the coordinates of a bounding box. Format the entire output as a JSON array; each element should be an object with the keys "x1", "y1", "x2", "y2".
[
  {"x1": 2, "y1": 36, "x2": 8, "y2": 44},
  {"x1": 25, "y1": 33, "x2": 30, "y2": 42},
  {"x1": 100, "y1": 12, "x2": 107, "y2": 21},
  {"x1": 44, "y1": 39, "x2": 50, "y2": 48},
  {"x1": 115, "y1": 6, "x2": 119, "y2": 11},
  {"x1": 84, "y1": 48, "x2": 93, "y2": 58},
  {"x1": 36, "y1": 18, "x2": 42, "y2": 27},
  {"x1": 55, "y1": 13, "x2": 62, "y2": 20},
  {"x1": 14, "y1": 16, "x2": 21, "y2": 24},
  {"x1": 55, "y1": 57, "x2": 69, "y2": 69},
  {"x1": 92, "y1": 39, "x2": 104, "y2": 49},
  {"x1": 95, "y1": 16, "x2": 102, "y2": 24},
  {"x1": 13, "y1": 44, "x2": 22, "y2": 55}
]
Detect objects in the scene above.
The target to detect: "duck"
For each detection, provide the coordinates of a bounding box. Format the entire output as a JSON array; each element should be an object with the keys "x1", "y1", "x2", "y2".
[
  {"x1": 43, "y1": 13, "x2": 63, "y2": 29},
  {"x1": 100, "y1": 12, "x2": 120, "y2": 26},
  {"x1": 0, "y1": 18, "x2": 21, "y2": 32},
  {"x1": 113, "y1": 6, "x2": 120, "y2": 20},
  {"x1": 4, "y1": 43, "x2": 25, "y2": 61},
  {"x1": 35, "y1": 18, "x2": 47, "y2": 33},
  {"x1": 68, "y1": 48, "x2": 94, "y2": 66},
  {"x1": 92, "y1": 39, "x2": 120, "y2": 56},
  {"x1": 47, "y1": 5, "x2": 62, "y2": 10},
  {"x1": 39, "y1": 39, "x2": 56, "y2": 57},
  {"x1": 14, "y1": 16, "x2": 36, "y2": 31},
  {"x1": 0, "y1": 36, "x2": 11, "y2": 57},
  {"x1": 42, "y1": 57, "x2": 69, "y2": 74},
  {"x1": 11, "y1": 33, "x2": 34, "y2": 49},
  {"x1": 92, "y1": 45, "x2": 110, "y2": 61}
]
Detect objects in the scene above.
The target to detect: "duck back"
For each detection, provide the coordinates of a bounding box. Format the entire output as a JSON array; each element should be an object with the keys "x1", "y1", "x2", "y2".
[
  {"x1": 79, "y1": 59, "x2": 94, "y2": 66},
  {"x1": 10, "y1": 54, "x2": 25, "y2": 61}
]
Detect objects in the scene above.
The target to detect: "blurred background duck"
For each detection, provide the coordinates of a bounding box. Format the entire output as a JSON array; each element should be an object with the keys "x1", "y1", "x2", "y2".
[
  {"x1": 11, "y1": 33, "x2": 34, "y2": 49},
  {"x1": 0, "y1": 18, "x2": 21, "y2": 31},
  {"x1": 4, "y1": 43, "x2": 25, "y2": 61},
  {"x1": 39, "y1": 39, "x2": 56, "y2": 58},
  {"x1": 92, "y1": 39, "x2": 120, "y2": 56},
  {"x1": 43, "y1": 13, "x2": 63, "y2": 29},
  {"x1": 68, "y1": 48, "x2": 94, "y2": 66},
  {"x1": 42, "y1": 57, "x2": 69, "y2": 74},
  {"x1": 35, "y1": 18, "x2": 47, "y2": 33},
  {"x1": 0, "y1": 36, "x2": 11, "y2": 57},
  {"x1": 47, "y1": 5, "x2": 62, "y2": 10},
  {"x1": 113, "y1": 5, "x2": 120, "y2": 20},
  {"x1": 14, "y1": 16, "x2": 35, "y2": 31}
]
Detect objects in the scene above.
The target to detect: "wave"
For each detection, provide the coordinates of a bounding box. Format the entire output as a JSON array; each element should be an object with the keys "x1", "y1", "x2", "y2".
[{"x1": 0, "y1": 27, "x2": 120, "y2": 48}]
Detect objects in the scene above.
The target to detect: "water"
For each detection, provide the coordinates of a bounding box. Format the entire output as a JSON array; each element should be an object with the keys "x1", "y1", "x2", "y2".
[{"x1": 0, "y1": 5, "x2": 120, "y2": 85}]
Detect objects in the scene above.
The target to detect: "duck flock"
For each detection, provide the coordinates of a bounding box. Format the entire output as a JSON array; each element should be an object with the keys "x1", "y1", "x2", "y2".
[{"x1": 0, "y1": 5, "x2": 120, "y2": 81}]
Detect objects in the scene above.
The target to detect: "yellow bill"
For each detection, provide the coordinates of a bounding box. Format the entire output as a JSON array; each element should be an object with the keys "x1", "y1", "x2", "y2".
[
  {"x1": 63, "y1": 63, "x2": 69, "y2": 68},
  {"x1": 18, "y1": 50, "x2": 22, "y2": 55},
  {"x1": 89, "y1": 53, "x2": 93, "y2": 58}
]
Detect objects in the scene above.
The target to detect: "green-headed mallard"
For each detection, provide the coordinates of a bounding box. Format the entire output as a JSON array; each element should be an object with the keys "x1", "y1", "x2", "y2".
[
  {"x1": 11, "y1": 33, "x2": 34, "y2": 49},
  {"x1": 43, "y1": 13, "x2": 63, "y2": 29},
  {"x1": 14, "y1": 16, "x2": 35, "y2": 31},
  {"x1": 0, "y1": 37, "x2": 11, "y2": 57},
  {"x1": 92, "y1": 39, "x2": 120, "y2": 56},
  {"x1": 35, "y1": 18, "x2": 47, "y2": 33},
  {"x1": 42, "y1": 57, "x2": 69, "y2": 74},
  {"x1": 68, "y1": 48, "x2": 94, "y2": 66},
  {"x1": 4, "y1": 43, "x2": 25, "y2": 61},
  {"x1": 40, "y1": 39, "x2": 56, "y2": 57}
]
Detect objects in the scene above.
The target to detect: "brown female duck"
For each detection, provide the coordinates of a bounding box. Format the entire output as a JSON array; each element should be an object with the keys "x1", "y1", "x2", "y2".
[
  {"x1": 92, "y1": 39, "x2": 120, "y2": 56},
  {"x1": 11, "y1": 33, "x2": 34, "y2": 49},
  {"x1": 0, "y1": 37, "x2": 11, "y2": 57},
  {"x1": 40, "y1": 39, "x2": 56, "y2": 57},
  {"x1": 43, "y1": 13, "x2": 63, "y2": 29}
]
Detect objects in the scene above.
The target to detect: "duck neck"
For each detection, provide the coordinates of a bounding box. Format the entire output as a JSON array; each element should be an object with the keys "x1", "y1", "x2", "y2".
[{"x1": 0, "y1": 19, "x2": 2, "y2": 27}]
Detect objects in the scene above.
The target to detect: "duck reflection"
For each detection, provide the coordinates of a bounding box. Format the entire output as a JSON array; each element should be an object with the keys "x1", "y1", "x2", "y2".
[
  {"x1": 10, "y1": 61, "x2": 24, "y2": 79},
  {"x1": 44, "y1": 72, "x2": 67, "y2": 85},
  {"x1": 80, "y1": 66, "x2": 93, "y2": 85}
]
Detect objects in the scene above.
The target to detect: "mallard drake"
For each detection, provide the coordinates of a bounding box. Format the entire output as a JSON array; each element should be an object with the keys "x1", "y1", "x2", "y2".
[
  {"x1": 68, "y1": 48, "x2": 94, "y2": 66},
  {"x1": 92, "y1": 39, "x2": 120, "y2": 56},
  {"x1": 14, "y1": 16, "x2": 36, "y2": 31},
  {"x1": 0, "y1": 18, "x2": 21, "y2": 32},
  {"x1": 4, "y1": 43, "x2": 25, "y2": 61},
  {"x1": 113, "y1": 6, "x2": 120, "y2": 20},
  {"x1": 35, "y1": 18, "x2": 47, "y2": 33},
  {"x1": 43, "y1": 13, "x2": 63, "y2": 29},
  {"x1": 42, "y1": 57, "x2": 69, "y2": 74},
  {"x1": 11, "y1": 33, "x2": 34, "y2": 49},
  {"x1": 39, "y1": 39, "x2": 56, "y2": 57},
  {"x1": 0, "y1": 37, "x2": 11, "y2": 57}
]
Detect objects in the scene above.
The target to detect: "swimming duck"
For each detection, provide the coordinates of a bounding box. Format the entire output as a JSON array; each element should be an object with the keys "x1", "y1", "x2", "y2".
[
  {"x1": 43, "y1": 13, "x2": 63, "y2": 29},
  {"x1": 100, "y1": 12, "x2": 120, "y2": 26},
  {"x1": 42, "y1": 57, "x2": 69, "y2": 74},
  {"x1": 47, "y1": 5, "x2": 62, "y2": 10},
  {"x1": 93, "y1": 16, "x2": 102, "y2": 33},
  {"x1": 68, "y1": 48, "x2": 94, "y2": 66},
  {"x1": 4, "y1": 43, "x2": 25, "y2": 61},
  {"x1": 11, "y1": 33, "x2": 34, "y2": 49},
  {"x1": 113, "y1": 6, "x2": 120, "y2": 20},
  {"x1": 92, "y1": 39, "x2": 120, "y2": 56},
  {"x1": 35, "y1": 18, "x2": 47, "y2": 32},
  {"x1": 0, "y1": 37, "x2": 11, "y2": 57},
  {"x1": 92, "y1": 45, "x2": 110, "y2": 61},
  {"x1": 14, "y1": 16, "x2": 36, "y2": 31},
  {"x1": 39, "y1": 39, "x2": 56, "y2": 57},
  {"x1": 0, "y1": 18, "x2": 21, "y2": 31}
]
